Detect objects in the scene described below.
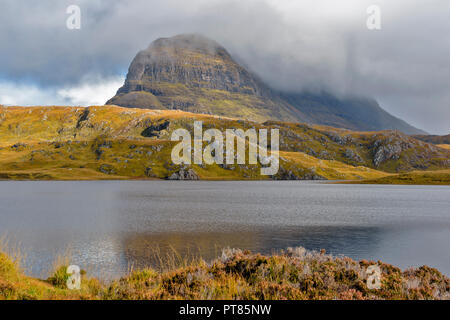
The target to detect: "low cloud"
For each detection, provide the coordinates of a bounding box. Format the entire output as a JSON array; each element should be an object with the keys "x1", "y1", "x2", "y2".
[
  {"x1": 0, "y1": 82, "x2": 56, "y2": 106},
  {"x1": 57, "y1": 75, "x2": 124, "y2": 106},
  {"x1": 0, "y1": 76, "x2": 124, "y2": 107}
]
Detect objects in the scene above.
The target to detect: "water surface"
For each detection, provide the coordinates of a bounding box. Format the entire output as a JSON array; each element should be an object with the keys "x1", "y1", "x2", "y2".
[{"x1": 0, "y1": 181, "x2": 449, "y2": 279}]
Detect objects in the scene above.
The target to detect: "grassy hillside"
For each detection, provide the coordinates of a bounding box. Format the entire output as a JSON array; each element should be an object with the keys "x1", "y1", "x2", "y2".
[
  {"x1": 344, "y1": 169, "x2": 450, "y2": 185},
  {"x1": 265, "y1": 121, "x2": 449, "y2": 173},
  {"x1": 1, "y1": 247, "x2": 449, "y2": 300},
  {"x1": 0, "y1": 105, "x2": 448, "y2": 181}
]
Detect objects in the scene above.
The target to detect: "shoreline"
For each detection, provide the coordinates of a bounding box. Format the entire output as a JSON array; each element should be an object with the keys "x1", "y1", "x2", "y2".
[
  {"x1": 0, "y1": 178, "x2": 450, "y2": 186},
  {"x1": 0, "y1": 174, "x2": 450, "y2": 186}
]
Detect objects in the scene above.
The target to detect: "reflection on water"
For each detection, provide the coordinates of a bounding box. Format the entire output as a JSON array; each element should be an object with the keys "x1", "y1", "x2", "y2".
[
  {"x1": 0, "y1": 181, "x2": 449, "y2": 279},
  {"x1": 121, "y1": 226, "x2": 382, "y2": 272}
]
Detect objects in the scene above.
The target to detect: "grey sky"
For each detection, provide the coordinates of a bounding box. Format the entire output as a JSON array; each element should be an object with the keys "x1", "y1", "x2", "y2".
[{"x1": 0, "y1": 0, "x2": 449, "y2": 134}]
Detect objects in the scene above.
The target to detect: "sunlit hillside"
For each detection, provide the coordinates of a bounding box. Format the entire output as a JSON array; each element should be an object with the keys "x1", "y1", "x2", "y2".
[{"x1": 0, "y1": 105, "x2": 448, "y2": 181}]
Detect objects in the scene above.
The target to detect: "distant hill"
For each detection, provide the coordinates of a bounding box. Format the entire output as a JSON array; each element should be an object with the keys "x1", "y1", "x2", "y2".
[
  {"x1": 107, "y1": 34, "x2": 425, "y2": 134},
  {"x1": 412, "y1": 134, "x2": 450, "y2": 145},
  {"x1": 280, "y1": 91, "x2": 426, "y2": 134}
]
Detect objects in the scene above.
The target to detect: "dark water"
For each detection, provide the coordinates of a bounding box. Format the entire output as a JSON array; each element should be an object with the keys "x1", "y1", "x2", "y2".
[{"x1": 0, "y1": 181, "x2": 449, "y2": 279}]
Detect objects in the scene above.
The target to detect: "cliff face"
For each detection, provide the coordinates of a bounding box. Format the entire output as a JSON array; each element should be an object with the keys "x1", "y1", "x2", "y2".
[
  {"x1": 121, "y1": 34, "x2": 267, "y2": 95},
  {"x1": 107, "y1": 34, "x2": 425, "y2": 134}
]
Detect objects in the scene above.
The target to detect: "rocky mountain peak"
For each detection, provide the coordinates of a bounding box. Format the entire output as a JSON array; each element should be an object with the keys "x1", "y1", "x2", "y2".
[{"x1": 106, "y1": 34, "x2": 288, "y2": 120}]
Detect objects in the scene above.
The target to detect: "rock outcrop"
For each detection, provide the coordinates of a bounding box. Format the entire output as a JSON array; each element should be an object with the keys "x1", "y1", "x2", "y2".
[
  {"x1": 167, "y1": 168, "x2": 199, "y2": 180},
  {"x1": 370, "y1": 131, "x2": 447, "y2": 170}
]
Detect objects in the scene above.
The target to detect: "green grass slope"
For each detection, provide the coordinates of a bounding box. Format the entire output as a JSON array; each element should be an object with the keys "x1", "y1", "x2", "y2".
[
  {"x1": 344, "y1": 169, "x2": 450, "y2": 185},
  {"x1": 0, "y1": 105, "x2": 448, "y2": 181}
]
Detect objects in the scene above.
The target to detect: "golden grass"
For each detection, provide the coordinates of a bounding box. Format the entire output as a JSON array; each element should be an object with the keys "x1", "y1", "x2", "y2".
[
  {"x1": 280, "y1": 151, "x2": 389, "y2": 180},
  {"x1": 0, "y1": 105, "x2": 448, "y2": 181}
]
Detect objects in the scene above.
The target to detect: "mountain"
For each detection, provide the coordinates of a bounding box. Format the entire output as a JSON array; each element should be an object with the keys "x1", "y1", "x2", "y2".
[
  {"x1": 107, "y1": 34, "x2": 305, "y2": 123},
  {"x1": 107, "y1": 34, "x2": 425, "y2": 134}
]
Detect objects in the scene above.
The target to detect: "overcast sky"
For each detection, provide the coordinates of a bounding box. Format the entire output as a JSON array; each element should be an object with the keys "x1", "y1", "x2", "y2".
[{"x1": 0, "y1": 0, "x2": 449, "y2": 134}]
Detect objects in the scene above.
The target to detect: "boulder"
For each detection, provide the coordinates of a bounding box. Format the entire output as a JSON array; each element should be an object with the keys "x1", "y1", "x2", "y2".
[{"x1": 167, "y1": 168, "x2": 199, "y2": 180}]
